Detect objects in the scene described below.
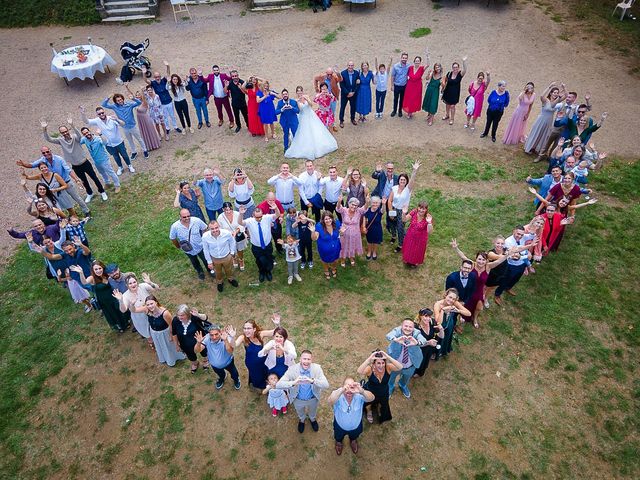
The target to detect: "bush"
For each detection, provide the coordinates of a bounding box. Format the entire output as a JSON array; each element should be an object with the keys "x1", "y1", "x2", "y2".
[{"x1": 1, "y1": 0, "x2": 100, "y2": 28}]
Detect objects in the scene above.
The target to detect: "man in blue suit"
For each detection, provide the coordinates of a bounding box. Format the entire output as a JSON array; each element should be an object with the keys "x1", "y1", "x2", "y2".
[
  {"x1": 275, "y1": 89, "x2": 299, "y2": 152},
  {"x1": 339, "y1": 61, "x2": 359, "y2": 128},
  {"x1": 526, "y1": 166, "x2": 562, "y2": 207}
]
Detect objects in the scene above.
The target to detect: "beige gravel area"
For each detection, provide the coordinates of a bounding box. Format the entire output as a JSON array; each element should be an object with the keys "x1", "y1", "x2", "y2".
[{"x1": 0, "y1": 0, "x2": 638, "y2": 261}]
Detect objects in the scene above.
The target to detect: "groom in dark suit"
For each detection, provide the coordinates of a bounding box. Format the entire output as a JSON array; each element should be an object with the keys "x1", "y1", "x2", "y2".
[
  {"x1": 339, "y1": 61, "x2": 359, "y2": 128},
  {"x1": 275, "y1": 89, "x2": 300, "y2": 152},
  {"x1": 445, "y1": 260, "x2": 476, "y2": 304}
]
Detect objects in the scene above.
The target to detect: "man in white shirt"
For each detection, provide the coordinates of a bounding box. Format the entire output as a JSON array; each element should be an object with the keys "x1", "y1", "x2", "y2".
[
  {"x1": 297, "y1": 160, "x2": 323, "y2": 222},
  {"x1": 240, "y1": 207, "x2": 277, "y2": 282},
  {"x1": 79, "y1": 105, "x2": 134, "y2": 175},
  {"x1": 267, "y1": 163, "x2": 302, "y2": 212},
  {"x1": 494, "y1": 226, "x2": 538, "y2": 305},
  {"x1": 169, "y1": 209, "x2": 210, "y2": 280},
  {"x1": 320, "y1": 165, "x2": 344, "y2": 220},
  {"x1": 202, "y1": 221, "x2": 238, "y2": 292}
]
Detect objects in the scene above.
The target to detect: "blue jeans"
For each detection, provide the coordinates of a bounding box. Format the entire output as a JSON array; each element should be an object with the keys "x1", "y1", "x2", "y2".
[
  {"x1": 95, "y1": 161, "x2": 120, "y2": 187},
  {"x1": 388, "y1": 365, "x2": 416, "y2": 394},
  {"x1": 192, "y1": 97, "x2": 210, "y2": 124},
  {"x1": 206, "y1": 207, "x2": 223, "y2": 222},
  {"x1": 105, "y1": 142, "x2": 131, "y2": 168},
  {"x1": 375, "y1": 90, "x2": 387, "y2": 113}
]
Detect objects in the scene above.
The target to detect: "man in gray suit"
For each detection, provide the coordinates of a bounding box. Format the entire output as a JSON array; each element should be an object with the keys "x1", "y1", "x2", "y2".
[{"x1": 277, "y1": 350, "x2": 329, "y2": 433}]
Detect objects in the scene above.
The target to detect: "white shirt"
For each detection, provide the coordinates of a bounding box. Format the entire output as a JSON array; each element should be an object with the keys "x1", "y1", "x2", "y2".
[
  {"x1": 202, "y1": 229, "x2": 236, "y2": 262},
  {"x1": 169, "y1": 85, "x2": 187, "y2": 102},
  {"x1": 298, "y1": 171, "x2": 323, "y2": 204},
  {"x1": 391, "y1": 185, "x2": 412, "y2": 209},
  {"x1": 244, "y1": 214, "x2": 275, "y2": 248},
  {"x1": 504, "y1": 234, "x2": 536, "y2": 266},
  {"x1": 320, "y1": 176, "x2": 344, "y2": 203},
  {"x1": 86, "y1": 116, "x2": 123, "y2": 147},
  {"x1": 213, "y1": 75, "x2": 224, "y2": 98},
  {"x1": 229, "y1": 181, "x2": 254, "y2": 204},
  {"x1": 267, "y1": 175, "x2": 301, "y2": 206}
]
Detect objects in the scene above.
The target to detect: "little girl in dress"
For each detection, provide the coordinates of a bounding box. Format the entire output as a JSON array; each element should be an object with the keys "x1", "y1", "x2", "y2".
[{"x1": 262, "y1": 373, "x2": 288, "y2": 417}]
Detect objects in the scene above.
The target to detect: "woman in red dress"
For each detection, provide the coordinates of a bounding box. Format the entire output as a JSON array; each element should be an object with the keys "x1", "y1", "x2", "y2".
[
  {"x1": 450, "y1": 239, "x2": 510, "y2": 328},
  {"x1": 246, "y1": 77, "x2": 264, "y2": 137},
  {"x1": 402, "y1": 56, "x2": 427, "y2": 118},
  {"x1": 401, "y1": 201, "x2": 433, "y2": 266}
]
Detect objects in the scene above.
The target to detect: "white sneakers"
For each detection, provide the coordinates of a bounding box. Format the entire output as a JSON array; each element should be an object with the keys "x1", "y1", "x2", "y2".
[
  {"x1": 288, "y1": 276, "x2": 293, "y2": 285},
  {"x1": 101, "y1": 192, "x2": 108, "y2": 201},
  {"x1": 116, "y1": 167, "x2": 123, "y2": 176},
  {"x1": 294, "y1": 274, "x2": 302, "y2": 282},
  {"x1": 128, "y1": 165, "x2": 136, "y2": 173},
  {"x1": 85, "y1": 194, "x2": 94, "y2": 203},
  {"x1": 288, "y1": 275, "x2": 302, "y2": 284}
]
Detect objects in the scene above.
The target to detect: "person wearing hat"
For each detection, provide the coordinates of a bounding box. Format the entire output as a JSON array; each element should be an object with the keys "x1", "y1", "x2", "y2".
[
  {"x1": 194, "y1": 323, "x2": 241, "y2": 390},
  {"x1": 480, "y1": 80, "x2": 510, "y2": 142}
]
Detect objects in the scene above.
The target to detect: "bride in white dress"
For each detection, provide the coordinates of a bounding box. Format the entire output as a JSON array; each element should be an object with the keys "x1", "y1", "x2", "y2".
[{"x1": 285, "y1": 86, "x2": 338, "y2": 160}]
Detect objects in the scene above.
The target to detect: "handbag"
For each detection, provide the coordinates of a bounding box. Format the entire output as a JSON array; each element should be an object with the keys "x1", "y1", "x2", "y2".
[
  {"x1": 235, "y1": 231, "x2": 246, "y2": 242},
  {"x1": 179, "y1": 227, "x2": 193, "y2": 252},
  {"x1": 362, "y1": 209, "x2": 381, "y2": 235}
]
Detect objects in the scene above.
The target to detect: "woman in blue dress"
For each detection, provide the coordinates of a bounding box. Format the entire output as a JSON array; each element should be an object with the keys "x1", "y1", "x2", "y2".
[
  {"x1": 356, "y1": 62, "x2": 374, "y2": 122},
  {"x1": 234, "y1": 316, "x2": 280, "y2": 389},
  {"x1": 174, "y1": 181, "x2": 205, "y2": 222},
  {"x1": 363, "y1": 196, "x2": 383, "y2": 260},
  {"x1": 312, "y1": 211, "x2": 343, "y2": 279},
  {"x1": 256, "y1": 80, "x2": 279, "y2": 142}
]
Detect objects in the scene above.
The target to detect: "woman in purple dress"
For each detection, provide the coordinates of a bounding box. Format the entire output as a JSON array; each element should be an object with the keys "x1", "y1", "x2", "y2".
[
  {"x1": 450, "y1": 239, "x2": 510, "y2": 328},
  {"x1": 502, "y1": 82, "x2": 536, "y2": 145}
]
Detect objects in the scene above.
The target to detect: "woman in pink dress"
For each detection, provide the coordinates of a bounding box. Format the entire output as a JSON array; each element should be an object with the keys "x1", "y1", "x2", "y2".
[
  {"x1": 450, "y1": 239, "x2": 509, "y2": 328},
  {"x1": 126, "y1": 84, "x2": 161, "y2": 150},
  {"x1": 314, "y1": 83, "x2": 335, "y2": 129},
  {"x1": 464, "y1": 71, "x2": 490, "y2": 130},
  {"x1": 401, "y1": 202, "x2": 433, "y2": 267},
  {"x1": 402, "y1": 56, "x2": 427, "y2": 118},
  {"x1": 502, "y1": 82, "x2": 536, "y2": 145},
  {"x1": 336, "y1": 196, "x2": 367, "y2": 267}
]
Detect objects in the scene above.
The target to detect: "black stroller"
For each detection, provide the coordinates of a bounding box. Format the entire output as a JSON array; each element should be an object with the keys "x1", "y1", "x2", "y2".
[{"x1": 117, "y1": 38, "x2": 152, "y2": 84}]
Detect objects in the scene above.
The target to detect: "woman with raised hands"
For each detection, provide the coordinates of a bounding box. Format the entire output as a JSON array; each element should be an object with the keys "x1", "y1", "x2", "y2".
[
  {"x1": 450, "y1": 240, "x2": 510, "y2": 328},
  {"x1": 356, "y1": 349, "x2": 402, "y2": 425},
  {"x1": 115, "y1": 272, "x2": 158, "y2": 347},
  {"x1": 258, "y1": 326, "x2": 297, "y2": 380},
  {"x1": 235, "y1": 313, "x2": 280, "y2": 389},
  {"x1": 433, "y1": 288, "x2": 471, "y2": 357}
]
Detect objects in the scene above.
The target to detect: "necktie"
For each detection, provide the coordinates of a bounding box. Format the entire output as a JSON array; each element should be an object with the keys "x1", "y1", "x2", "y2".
[
  {"x1": 257, "y1": 221, "x2": 266, "y2": 249},
  {"x1": 401, "y1": 344, "x2": 409, "y2": 365}
]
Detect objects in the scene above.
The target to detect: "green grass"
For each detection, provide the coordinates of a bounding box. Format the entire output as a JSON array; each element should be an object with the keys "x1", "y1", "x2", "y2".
[
  {"x1": 2, "y1": 0, "x2": 100, "y2": 27},
  {"x1": 322, "y1": 26, "x2": 345, "y2": 44},
  {"x1": 433, "y1": 152, "x2": 506, "y2": 182},
  {"x1": 409, "y1": 27, "x2": 432, "y2": 38},
  {"x1": 0, "y1": 151, "x2": 638, "y2": 478}
]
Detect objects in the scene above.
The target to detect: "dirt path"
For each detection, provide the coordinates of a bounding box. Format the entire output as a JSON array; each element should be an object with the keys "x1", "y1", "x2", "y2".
[{"x1": 1, "y1": 0, "x2": 637, "y2": 263}]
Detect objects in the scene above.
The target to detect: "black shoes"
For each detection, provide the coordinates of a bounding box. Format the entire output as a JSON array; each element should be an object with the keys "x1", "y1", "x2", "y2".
[
  {"x1": 298, "y1": 421, "x2": 305, "y2": 433},
  {"x1": 235, "y1": 125, "x2": 241, "y2": 133},
  {"x1": 266, "y1": 272, "x2": 273, "y2": 282},
  {"x1": 217, "y1": 283, "x2": 224, "y2": 292},
  {"x1": 229, "y1": 279, "x2": 239, "y2": 287},
  {"x1": 259, "y1": 273, "x2": 265, "y2": 282},
  {"x1": 198, "y1": 272, "x2": 205, "y2": 280},
  {"x1": 390, "y1": 111, "x2": 396, "y2": 117},
  {"x1": 310, "y1": 420, "x2": 319, "y2": 432}
]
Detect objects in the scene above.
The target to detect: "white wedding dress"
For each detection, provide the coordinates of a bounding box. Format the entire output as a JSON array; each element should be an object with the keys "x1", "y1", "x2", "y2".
[{"x1": 285, "y1": 102, "x2": 338, "y2": 160}]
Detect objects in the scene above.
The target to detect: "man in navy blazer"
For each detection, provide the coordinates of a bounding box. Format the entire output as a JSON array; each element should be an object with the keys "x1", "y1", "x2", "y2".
[
  {"x1": 339, "y1": 61, "x2": 359, "y2": 128},
  {"x1": 445, "y1": 260, "x2": 476, "y2": 304},
  {"x1": 526, "y1": 166, "x2": 562, "y2": 207},
  {"x1": 275, "y1": 89, "x2": 300, "y2": 152}
]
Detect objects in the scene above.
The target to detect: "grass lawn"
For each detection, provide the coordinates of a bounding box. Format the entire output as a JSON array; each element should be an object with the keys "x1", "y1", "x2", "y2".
[{"x1": 0, "y1": 145, "x2": 638, "y2": 479}]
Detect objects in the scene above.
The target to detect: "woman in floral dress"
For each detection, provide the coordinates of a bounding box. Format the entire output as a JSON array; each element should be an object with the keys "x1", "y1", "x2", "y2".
[
  {"x1": 336, "y1": 196, "x2": 367, "y2": 267},
  {"x1": 314, "y1": 83, "x2": 336, "y2": 129}
]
